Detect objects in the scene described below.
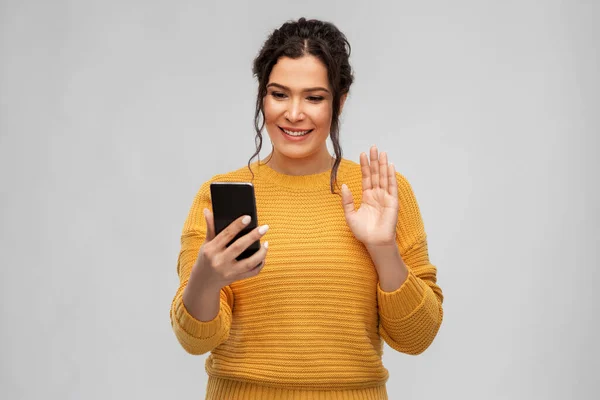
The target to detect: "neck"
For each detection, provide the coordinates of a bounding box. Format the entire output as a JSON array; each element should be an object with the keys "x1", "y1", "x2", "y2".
[{"x1": 266, "y1": 148, "x2": 334, "y2": 176}]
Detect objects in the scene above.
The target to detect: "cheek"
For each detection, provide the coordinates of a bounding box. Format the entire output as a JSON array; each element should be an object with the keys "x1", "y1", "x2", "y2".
[
  {"x1": 312, "y1": 106, "x2": 333, "y2": 129},
  {"x1": 263, "y1": 97, "x2": 284, "y2": 122}
]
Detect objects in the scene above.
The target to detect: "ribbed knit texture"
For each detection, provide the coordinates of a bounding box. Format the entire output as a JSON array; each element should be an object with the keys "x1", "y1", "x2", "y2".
[{"x1": 170, "y1": 158, "x2": 444, "y2": 399}]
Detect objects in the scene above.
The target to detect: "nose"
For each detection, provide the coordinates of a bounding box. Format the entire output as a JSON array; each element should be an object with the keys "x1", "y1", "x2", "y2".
[{"x1": 285, "y1": 98, "x2": 305, "y2": 122}]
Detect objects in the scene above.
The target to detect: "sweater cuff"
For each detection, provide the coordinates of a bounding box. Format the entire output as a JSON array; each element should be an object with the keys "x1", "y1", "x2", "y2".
[
  {"x1": 377, "y1": 270, "x2": 428, "y2": 320},
  {"x1": 173, "y1": 293, "x2": 226, "y2": 339}
]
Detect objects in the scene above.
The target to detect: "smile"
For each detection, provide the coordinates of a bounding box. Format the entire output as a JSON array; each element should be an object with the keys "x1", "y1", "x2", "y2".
[{"x1": 279, "y1": 126, "x2": 314, "y2": 137}]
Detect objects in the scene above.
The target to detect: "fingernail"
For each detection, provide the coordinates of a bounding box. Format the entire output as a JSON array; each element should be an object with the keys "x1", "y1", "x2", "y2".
[
  {"x1": 258, "y1": 225, "x2": 269, "y2": 235},
  {"x1": 242, "y1": 215, "x2": 251, "y2": 225},
  {"x1": 264, "y1": 241, "x2": 269, "y2": 249},
  {"x1": 203, "y1": 208, "x2": 209, "y2": 217}
]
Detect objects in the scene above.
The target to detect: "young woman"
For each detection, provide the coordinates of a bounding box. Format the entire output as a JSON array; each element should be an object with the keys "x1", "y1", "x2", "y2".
[{"x1": 170, "y1": 17, "x2": 444, "y2": 399}]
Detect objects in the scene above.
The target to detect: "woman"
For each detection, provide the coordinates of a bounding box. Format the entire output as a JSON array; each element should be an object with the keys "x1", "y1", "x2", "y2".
[{"x1": 170, "y1": 17, "x2": 444, "y2": 399}]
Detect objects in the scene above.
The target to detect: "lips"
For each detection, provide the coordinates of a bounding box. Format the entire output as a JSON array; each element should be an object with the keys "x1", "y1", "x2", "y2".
[
  {"x1": 279, "y1": 126, "x2": 313, "y2": 132},
  {"x1": 278, "y1": 126, "x2": 313, "y2": 135},
  {"x1": 277, "y1": 126, "x2": 314, "y2": 142}
]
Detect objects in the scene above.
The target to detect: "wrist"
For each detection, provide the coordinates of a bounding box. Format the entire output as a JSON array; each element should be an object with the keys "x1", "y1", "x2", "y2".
[
  {"x1": 188, "y1": 263, "x2": 221, "y2": 291},
  {"x1": 365, "y1": 241, "x2": 398, "y2": 255},
  {"x1": 367, "y1": 245, "x2": 403, "y2": 269},
  {"x1": 185, "y1": 280, "x2": 221, "y2": 299},
  {"x1": 365, "y1": 242, "x2": 409, "y2": 291},
  {"x1": 182, "y1": 280, "x2": 222, "y2": 322},
  {"x1": 184, "y1": 274, "x2": 221, "y2": 304}
]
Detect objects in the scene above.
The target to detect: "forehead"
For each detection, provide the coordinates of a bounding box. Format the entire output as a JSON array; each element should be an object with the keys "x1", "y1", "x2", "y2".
[{"x1": 268, "y1": 55, "x2": 330, "y2": 90}]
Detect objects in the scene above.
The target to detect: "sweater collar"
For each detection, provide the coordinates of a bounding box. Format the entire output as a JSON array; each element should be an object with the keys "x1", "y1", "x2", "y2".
[{"x1": 251, "y1": 159, "x2": 349, "y2": 191}]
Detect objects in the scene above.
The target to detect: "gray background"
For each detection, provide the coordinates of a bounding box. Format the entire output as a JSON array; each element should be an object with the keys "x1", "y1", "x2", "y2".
[{"x1": 1, "y1": 0, "x2": 598, "y2": 399}]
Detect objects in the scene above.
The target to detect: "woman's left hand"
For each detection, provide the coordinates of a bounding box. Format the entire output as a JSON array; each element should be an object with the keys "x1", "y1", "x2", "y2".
[{"x1": 341, "y1": 146, "x2": 399, "y2": 248}]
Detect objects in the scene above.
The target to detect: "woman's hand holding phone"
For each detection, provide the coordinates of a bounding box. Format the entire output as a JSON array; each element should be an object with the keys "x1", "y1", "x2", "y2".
[
  {"x1": 195, "y1": 208, "x2": 269, "y2": 287},
  {"x1": 182, "y1": 209, "x2": 269, "y2": 321}
]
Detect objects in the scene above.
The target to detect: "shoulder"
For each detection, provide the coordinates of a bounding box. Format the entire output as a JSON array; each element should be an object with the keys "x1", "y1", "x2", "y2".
[
  {"x1": 193, "y1": 164, "x2": 256, "y2": 198},
  {"x1": 208, "y1": 163, "x2": 255, "y2": 184}
]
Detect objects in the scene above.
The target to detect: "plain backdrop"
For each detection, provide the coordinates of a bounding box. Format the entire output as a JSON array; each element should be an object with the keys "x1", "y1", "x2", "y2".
[{"x1": 1, "y1": 0, "x2": 598, "y2": 399}]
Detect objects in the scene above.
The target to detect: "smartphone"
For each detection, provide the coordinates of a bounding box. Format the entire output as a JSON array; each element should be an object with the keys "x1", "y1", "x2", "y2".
[{"x1": 210, "y1": 182, "x2": 260, "y2": 261}]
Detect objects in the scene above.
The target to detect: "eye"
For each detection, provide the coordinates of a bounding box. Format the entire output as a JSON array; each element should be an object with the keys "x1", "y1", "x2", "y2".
[
  {"x1": 307, "y1": 96, "x2": 324, "y2": 102},
  {"x1": 270, "y1": 92, "x2": 286, "y2": 99}
]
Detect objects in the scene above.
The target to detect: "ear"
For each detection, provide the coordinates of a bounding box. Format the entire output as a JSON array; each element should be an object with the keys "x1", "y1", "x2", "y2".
[{"x1": 339, "y1": 93, "x2": 348, "y2": 114}]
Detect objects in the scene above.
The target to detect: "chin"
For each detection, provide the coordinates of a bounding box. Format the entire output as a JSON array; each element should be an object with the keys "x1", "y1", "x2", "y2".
[{"x1": 273, "y1": 146, "x2": 317, "y2": 160}]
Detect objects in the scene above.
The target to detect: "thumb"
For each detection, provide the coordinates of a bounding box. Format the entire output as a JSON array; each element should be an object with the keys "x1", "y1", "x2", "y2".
[
  {"x1": 340, "y1": 184, "x2": 356, "y2": 218},
  {"x1": 203, "y1": 208, "x2": 216, "y2": 241}
]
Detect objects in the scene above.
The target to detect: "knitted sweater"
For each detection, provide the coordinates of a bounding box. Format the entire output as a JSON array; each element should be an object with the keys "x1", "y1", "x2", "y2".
[{"x1": 170, "y1": 158, "x2": 444, "y2": 399}]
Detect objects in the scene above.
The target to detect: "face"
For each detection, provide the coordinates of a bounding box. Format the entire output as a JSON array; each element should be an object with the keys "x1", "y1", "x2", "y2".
[{"x1": 263, "y1": 55, "x2": 346, "y2": 164}]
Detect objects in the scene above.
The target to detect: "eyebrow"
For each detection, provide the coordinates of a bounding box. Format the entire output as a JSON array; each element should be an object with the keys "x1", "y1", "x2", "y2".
[{"x1": 266, "y1": 83, "x2": 331, "y2": 94}]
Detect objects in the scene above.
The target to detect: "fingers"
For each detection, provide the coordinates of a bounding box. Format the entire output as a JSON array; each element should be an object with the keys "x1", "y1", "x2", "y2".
[
  {"x1": 224, "y1": 223, "x2": 269, "y2": 261},
  {"x1": 212, "y1": 214, "x2": 252, "y2": 249},
  {"x1": 389, "y1": 162, "x2": 398, "y2": 198},
  {"x1": 379, "y1": 151, "x2": 388, "y2": 192},
  {"x1": 203, "y1": 208, "x2": 216, "y2": 241},
  {"x1": 234, "y1": 241, "x2": 269, "y2": 281},
  {"x1": 370, "y1": 146, "x2": 380, "y2": 189},
  {"x1": 340, "y1": 184, "x2": 355, "y2": 217},
  {"x1": 361, "y1": 146, "x2": 396, "y2": 196},
  {"x1": 360, "y1": 152, "x2": 371, "y2": 191}
]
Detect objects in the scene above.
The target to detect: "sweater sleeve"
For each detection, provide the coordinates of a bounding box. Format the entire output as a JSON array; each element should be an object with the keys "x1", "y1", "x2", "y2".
[
  {"x1": 376, "y1": 173, "x2": 444, "y2": 355},
  {"x1": 170, "y1": 181, "x2": 234, "y2": 355}
]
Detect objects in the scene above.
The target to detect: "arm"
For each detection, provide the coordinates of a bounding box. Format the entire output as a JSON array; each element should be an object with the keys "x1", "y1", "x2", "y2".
[
  {"x1": 374, "y1": 173, "x2": 444, "y2": 355},
  {"x1": 170, "y1": 182, "x2": 234, "y2": 355}
]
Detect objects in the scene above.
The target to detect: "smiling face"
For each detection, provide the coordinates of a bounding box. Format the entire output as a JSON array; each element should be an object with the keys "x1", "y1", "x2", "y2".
[{"x1": 263, "y1": 55, "x2": 345, "y2": 173}]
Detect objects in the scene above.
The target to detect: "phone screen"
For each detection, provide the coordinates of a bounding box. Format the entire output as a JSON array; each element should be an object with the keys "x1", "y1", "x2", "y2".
[{"x1": 210, "y1": 182, "x2": 260, "y2": 260}]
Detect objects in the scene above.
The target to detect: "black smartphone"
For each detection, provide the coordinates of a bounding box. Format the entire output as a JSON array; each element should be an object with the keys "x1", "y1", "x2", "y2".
[{"x1": 210, "y1": 182, "x2": 260, "y2": 261}]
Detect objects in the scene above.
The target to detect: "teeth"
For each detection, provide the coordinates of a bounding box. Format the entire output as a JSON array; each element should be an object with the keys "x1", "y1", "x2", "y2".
[{"x1": 282, "y1": 128, "x2": 311, "y2": 136}]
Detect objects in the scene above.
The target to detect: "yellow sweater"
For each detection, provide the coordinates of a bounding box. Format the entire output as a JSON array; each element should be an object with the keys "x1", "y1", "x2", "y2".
[{"x1": 170, "y1": 158, "x2": 444, "y2": 399}]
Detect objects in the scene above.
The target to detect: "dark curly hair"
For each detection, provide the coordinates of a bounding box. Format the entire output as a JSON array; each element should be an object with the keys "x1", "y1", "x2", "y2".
[{"x1": 248, "y1": 17, "x2": 354, "y2": 193}]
